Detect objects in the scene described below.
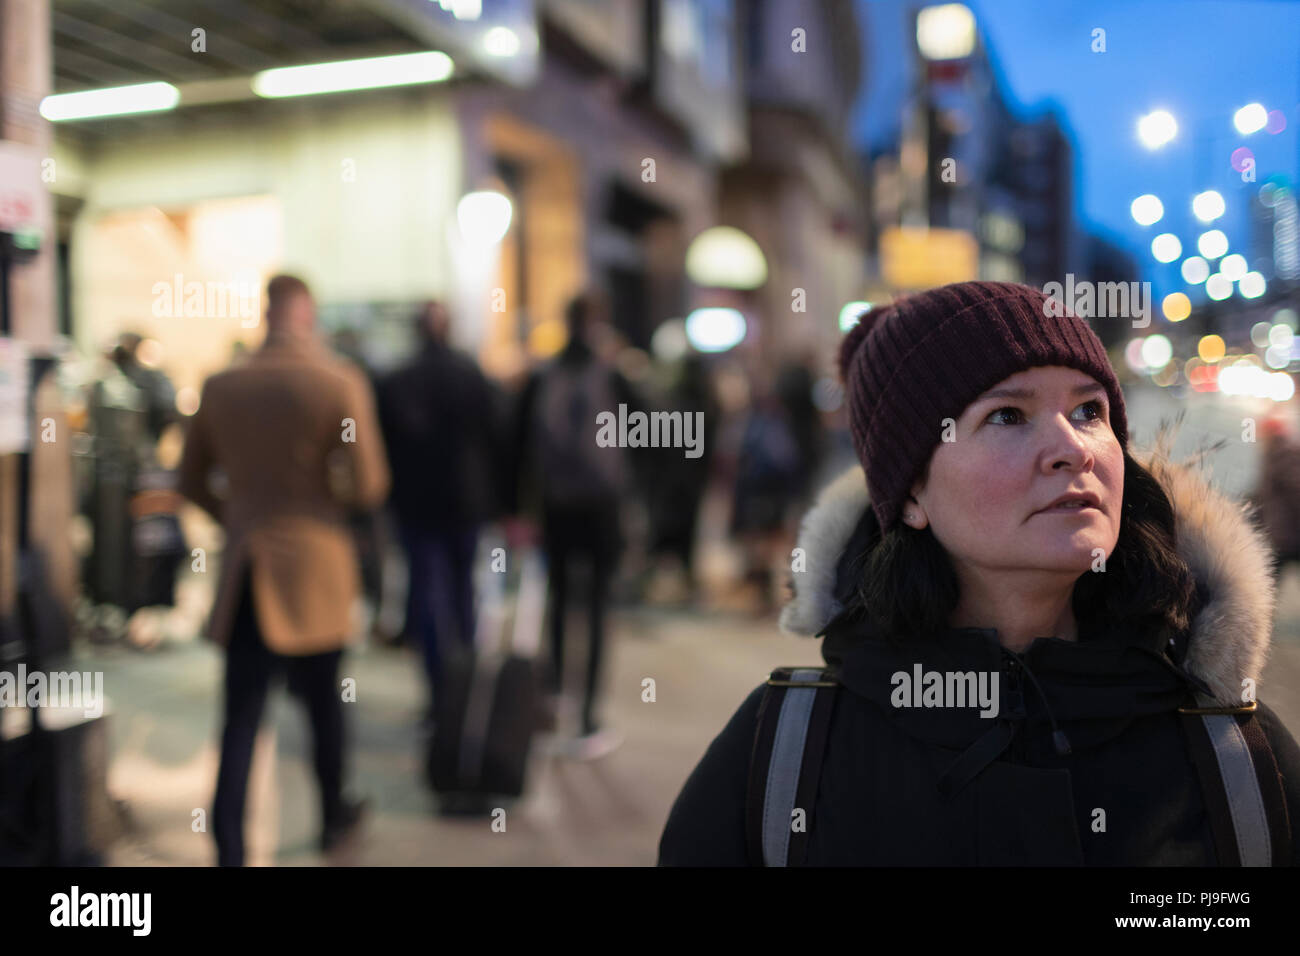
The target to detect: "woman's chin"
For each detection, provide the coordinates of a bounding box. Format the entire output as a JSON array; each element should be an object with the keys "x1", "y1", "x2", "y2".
[{"x1": 1026, "y1": 534, "x2": 1113, "y2": 573}]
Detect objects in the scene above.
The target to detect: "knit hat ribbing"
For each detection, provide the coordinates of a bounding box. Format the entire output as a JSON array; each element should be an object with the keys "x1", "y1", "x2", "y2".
[{"x1": 839, "y1": 281, "x2": 1129, "y2": 533}]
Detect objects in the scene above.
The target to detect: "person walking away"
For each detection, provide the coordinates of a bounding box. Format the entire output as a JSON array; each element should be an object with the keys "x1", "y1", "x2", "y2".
[
  {"x1": 178, "y1": 274, "x2": 390, "y2": 866},
  {"x1": 376, "y1": 301, "x2": 506, "y2": 724},
  {"x1": 513, "y1": 291, "x2": 634, "y2": 758}
]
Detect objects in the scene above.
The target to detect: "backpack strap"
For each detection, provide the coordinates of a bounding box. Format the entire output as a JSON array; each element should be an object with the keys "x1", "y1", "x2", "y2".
[
  {"x1": 745, "y1": 667, "x2": 838, "y2": 867},
  {"x1": 1178, "y1": 695, "x2": 1293, "y2": 866}
]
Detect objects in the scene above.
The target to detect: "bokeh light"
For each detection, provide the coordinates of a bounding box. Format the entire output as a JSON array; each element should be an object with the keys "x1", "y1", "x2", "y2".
[
  {"x1": 1124, "y1": 338, "x2": 1147, "y2": 373},
  {"x1": 1181, "y1": 256, "x2": 1210, "y2": 284},
  {"x1": 1220, "y1": 253, "x2": 1247, "y2": 280},
  {"x1": 685, "y1": 307, "x2": 747, "y2": 352},
  {"x1": 1265, "y1": 346, "x2": 1291, "y2": 370},
  {"x1": 1130, "y1": 194, "x2": 1164, "y2": 226},
  {"x1": 1240, "y1": 272, "x2": 1266, "y2": 298},
  {"x1": 1233, "y1": 103, "x2": 1268, "y2": 135},
  {"x1": 650, "y1": 318, "x2": 689, "y2": 362},
  {"x1": 1198, "y1": 334, "x2": 1226, "y2": 363},
  {"x1": 1205, "y1": 273, "x2": 1233, "y2": 300},
  {"x1": 1197, "y1": 230, "x2": 1228, "y2": 259},
  {"x1": 1266, "y1": 109, "x2": 1287, "y2": 135},
  {"x1": 1151, "y1": 233, "x2": 1181, "y2": 262},
  {"x1": 457, "y1": 190, "x2": 513, "y2": 244},
  {"x1": 1137, "y1": 110, "x2": 1177, "y2": 148},
  {"x1": 1162, "y1": 292, "x2": 1191, "y2": 322},
  {"x1": 1269, "y1": 373, "x2": 1296, "y2": 402},
  {"x1": 1141, "y1": 334, "x2": 1173, "y2": 370},
  {"x1": 1192, "y1": 190, "x2": 1225, "y2": 222},
  {"x1": 1231, "y1": 147, "x2": 1255, "y2": 173}
]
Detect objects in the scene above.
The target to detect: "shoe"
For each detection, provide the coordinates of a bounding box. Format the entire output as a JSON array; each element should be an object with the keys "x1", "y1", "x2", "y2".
[
  {"x1": 320, "y1": 797, "x2": 369, "y2": 854},
  {"x1": 565, "y1": 727, "x2": 624, "y2": 761}
]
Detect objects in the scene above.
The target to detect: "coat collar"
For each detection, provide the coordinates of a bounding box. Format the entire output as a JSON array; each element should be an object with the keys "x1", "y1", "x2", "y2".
[{"x1": 780, "y1": 438, "x2": 1276, "y2": 708}]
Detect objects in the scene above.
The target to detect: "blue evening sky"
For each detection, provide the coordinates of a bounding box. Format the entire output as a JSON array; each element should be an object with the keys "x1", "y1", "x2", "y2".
[{"x1": 853, "y1": 0, "x2": 1300, "y2": 296}]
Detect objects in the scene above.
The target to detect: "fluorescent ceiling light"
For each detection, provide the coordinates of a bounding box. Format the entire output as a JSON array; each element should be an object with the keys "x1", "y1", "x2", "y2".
[
  {"x1": 40, "y1": 82, "x2": 180, "y2": 121},
  {"x1": 252, "y1": 51, "x2": 453, "y2": 98}
]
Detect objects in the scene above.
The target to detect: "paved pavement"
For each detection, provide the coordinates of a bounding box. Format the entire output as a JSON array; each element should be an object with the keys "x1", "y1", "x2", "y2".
[
  {"x1": 88, "y1": 603, "x2": 824, "y2": 867},
  {"x1": 75, "y1": 383, "x2": 1300, "y2": 866}
]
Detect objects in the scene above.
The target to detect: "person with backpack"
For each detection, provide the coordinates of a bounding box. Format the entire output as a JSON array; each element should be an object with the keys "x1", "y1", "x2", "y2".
[
  {"x1": 512, "y1": 291, "x2": 637, "y2": 759},
  {"x1": 659, "y1": 280, "x2": 1300, "y2": 866}
]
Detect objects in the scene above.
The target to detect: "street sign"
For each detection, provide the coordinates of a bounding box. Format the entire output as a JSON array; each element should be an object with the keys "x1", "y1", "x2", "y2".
[
  {"x1": 0, "y1": 141, "x2": 43, "y2": 234},
  {"x1": 0, "y1": 337, "x2": 30, "y2": 453},
  {"x1": 880, "y1": 226, "x2": 979, "y2": 289}
]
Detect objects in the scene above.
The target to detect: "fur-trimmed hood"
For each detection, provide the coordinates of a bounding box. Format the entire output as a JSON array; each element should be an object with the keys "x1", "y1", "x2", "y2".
[{"x1": 780, "y1": 443, "x2": 1276, "y2": 708}]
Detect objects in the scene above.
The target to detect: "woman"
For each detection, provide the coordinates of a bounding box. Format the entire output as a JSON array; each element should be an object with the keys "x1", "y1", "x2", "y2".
[{"x1": 658, "y1": 281, "x2": 1300, "y2": 866}]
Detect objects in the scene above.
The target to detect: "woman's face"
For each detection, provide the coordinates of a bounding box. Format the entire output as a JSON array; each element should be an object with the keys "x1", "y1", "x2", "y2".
[{"x1": 906, "y1": 365, "x2": 1124, "y2": 578}]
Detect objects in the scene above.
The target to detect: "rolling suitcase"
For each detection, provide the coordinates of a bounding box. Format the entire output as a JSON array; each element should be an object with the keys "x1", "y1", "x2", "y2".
[{"x1": 427, "y1": 545, "x2": 547, "y2": 813}]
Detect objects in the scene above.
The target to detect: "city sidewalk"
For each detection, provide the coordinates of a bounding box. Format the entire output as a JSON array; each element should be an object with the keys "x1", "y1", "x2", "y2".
[{"x1": 87, "y1": 601, "x2": 823, "y2": 866}]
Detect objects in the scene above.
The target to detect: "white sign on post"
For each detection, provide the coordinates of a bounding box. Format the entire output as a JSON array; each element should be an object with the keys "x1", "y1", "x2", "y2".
[
  {"x1": 0, "y1": 337, "x2": 30, "y2": 454},
  {"x1": 0, "y1": 141, "x2": 43, "y2": 233}
]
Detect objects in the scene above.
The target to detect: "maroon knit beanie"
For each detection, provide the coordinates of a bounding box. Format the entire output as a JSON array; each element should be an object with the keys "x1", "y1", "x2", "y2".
[{"x1": 839, "y1": 280, "x2": 1128, "y2": 533}]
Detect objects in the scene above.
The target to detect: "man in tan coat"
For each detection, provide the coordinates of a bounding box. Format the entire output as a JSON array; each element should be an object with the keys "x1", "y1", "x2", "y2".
[{"x1": 178, "y1": 274, "x2": 390, "y2": 865}]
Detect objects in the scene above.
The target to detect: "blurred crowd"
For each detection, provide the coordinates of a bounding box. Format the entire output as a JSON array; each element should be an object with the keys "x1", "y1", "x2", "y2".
[{"x1": 62, "y1": 276, "x2": 850, "y2": 859}]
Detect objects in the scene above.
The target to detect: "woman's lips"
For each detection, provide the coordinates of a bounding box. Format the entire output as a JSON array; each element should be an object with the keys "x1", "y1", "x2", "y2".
[{"x1": 1035, "y1": 502, "x2": 1098, "y2": 515}]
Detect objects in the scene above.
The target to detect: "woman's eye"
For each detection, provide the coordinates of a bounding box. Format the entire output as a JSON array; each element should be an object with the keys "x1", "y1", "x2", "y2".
[
  {"x1": 1073, "y1": 400, "x2": 1104, "y2": 421},
  {"x1": 987, "y1": 407, "x2": 1024, "y2": 425}
]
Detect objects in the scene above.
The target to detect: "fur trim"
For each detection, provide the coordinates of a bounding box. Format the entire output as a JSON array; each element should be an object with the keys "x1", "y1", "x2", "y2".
[
  {"x1": 779, "y1": 466, "x2": 870, "y2": 636},
  {"x1": 780, "y1": 440, "x2": 1275, "y2": 707}
]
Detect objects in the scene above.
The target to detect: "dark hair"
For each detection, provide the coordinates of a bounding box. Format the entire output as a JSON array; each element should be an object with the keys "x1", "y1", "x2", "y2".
[{"x1": 855, "y1": 450, "x2": 1197, "y2": 645}]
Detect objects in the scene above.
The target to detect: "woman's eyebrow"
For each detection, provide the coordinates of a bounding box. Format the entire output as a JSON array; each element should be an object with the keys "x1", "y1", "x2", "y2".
[{"x1": 976, "y1": 383, "x2": 1107, "y2": 402}]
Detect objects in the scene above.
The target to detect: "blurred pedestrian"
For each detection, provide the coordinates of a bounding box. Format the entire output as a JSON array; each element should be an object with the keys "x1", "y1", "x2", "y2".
[
  {"x1": 512, "y1": 291, "x2": 634, "y2": 758},
  {"x1": 729, "y1": 386, "x2": 803, "y2": 613},
  {"x1": 178, "y1": 274, "x2": 390, "y2": 866},
  {"x1": 645, "y1": 353, "x2": 717, "y2": 601},
  {"x1": 1252, "y1": 414, "x2": 1300, "y2": 583},
  {"x1": 376, "y1": 301, "x2": 507, "y2": 721},
  {"x1": 774, "y1": 356, "x2": 826, "y2": 506},
  {"x1": 111, "y1": 331, "x2": 177, "y2": 447}
]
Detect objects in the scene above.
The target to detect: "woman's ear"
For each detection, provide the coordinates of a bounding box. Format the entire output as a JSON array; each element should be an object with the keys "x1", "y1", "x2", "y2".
[{"x1": 902, "y1": 489, "x2": 929, "y2": 530}]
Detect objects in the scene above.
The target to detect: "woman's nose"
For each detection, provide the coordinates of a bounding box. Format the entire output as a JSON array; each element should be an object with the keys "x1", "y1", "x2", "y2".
[{"x1": 1042, "y1": 414, "x2": 1093, "y2": 470}]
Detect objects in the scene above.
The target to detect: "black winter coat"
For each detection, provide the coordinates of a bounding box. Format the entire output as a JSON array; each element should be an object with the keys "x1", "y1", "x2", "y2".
[
  {"x1": 658, "y1": 452, "x2": 1300, "y2": 865},
  {"x1": 376, "y1": 341, "x2": 505, "y2": 531}
]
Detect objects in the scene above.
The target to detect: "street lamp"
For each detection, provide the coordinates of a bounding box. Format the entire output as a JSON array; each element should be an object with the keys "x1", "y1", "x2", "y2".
[
  {"x1": 457, "y1": 189, "x2": 513, "y2": 245},
  {"x1": 916, "y1": 4, "x2": 977, "y2": 60}
]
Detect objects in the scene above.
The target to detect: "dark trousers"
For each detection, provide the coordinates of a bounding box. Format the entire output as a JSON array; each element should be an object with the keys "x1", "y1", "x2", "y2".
[
  {"x1": 212, "y1": 568, "x2": 346, "y2": 867},
  {"x1": 400, "y1": 524, "x2": 477, "y2": 701},
  {"x1": 544, "y1": 503, "x2": 619, "y2": 736}
]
